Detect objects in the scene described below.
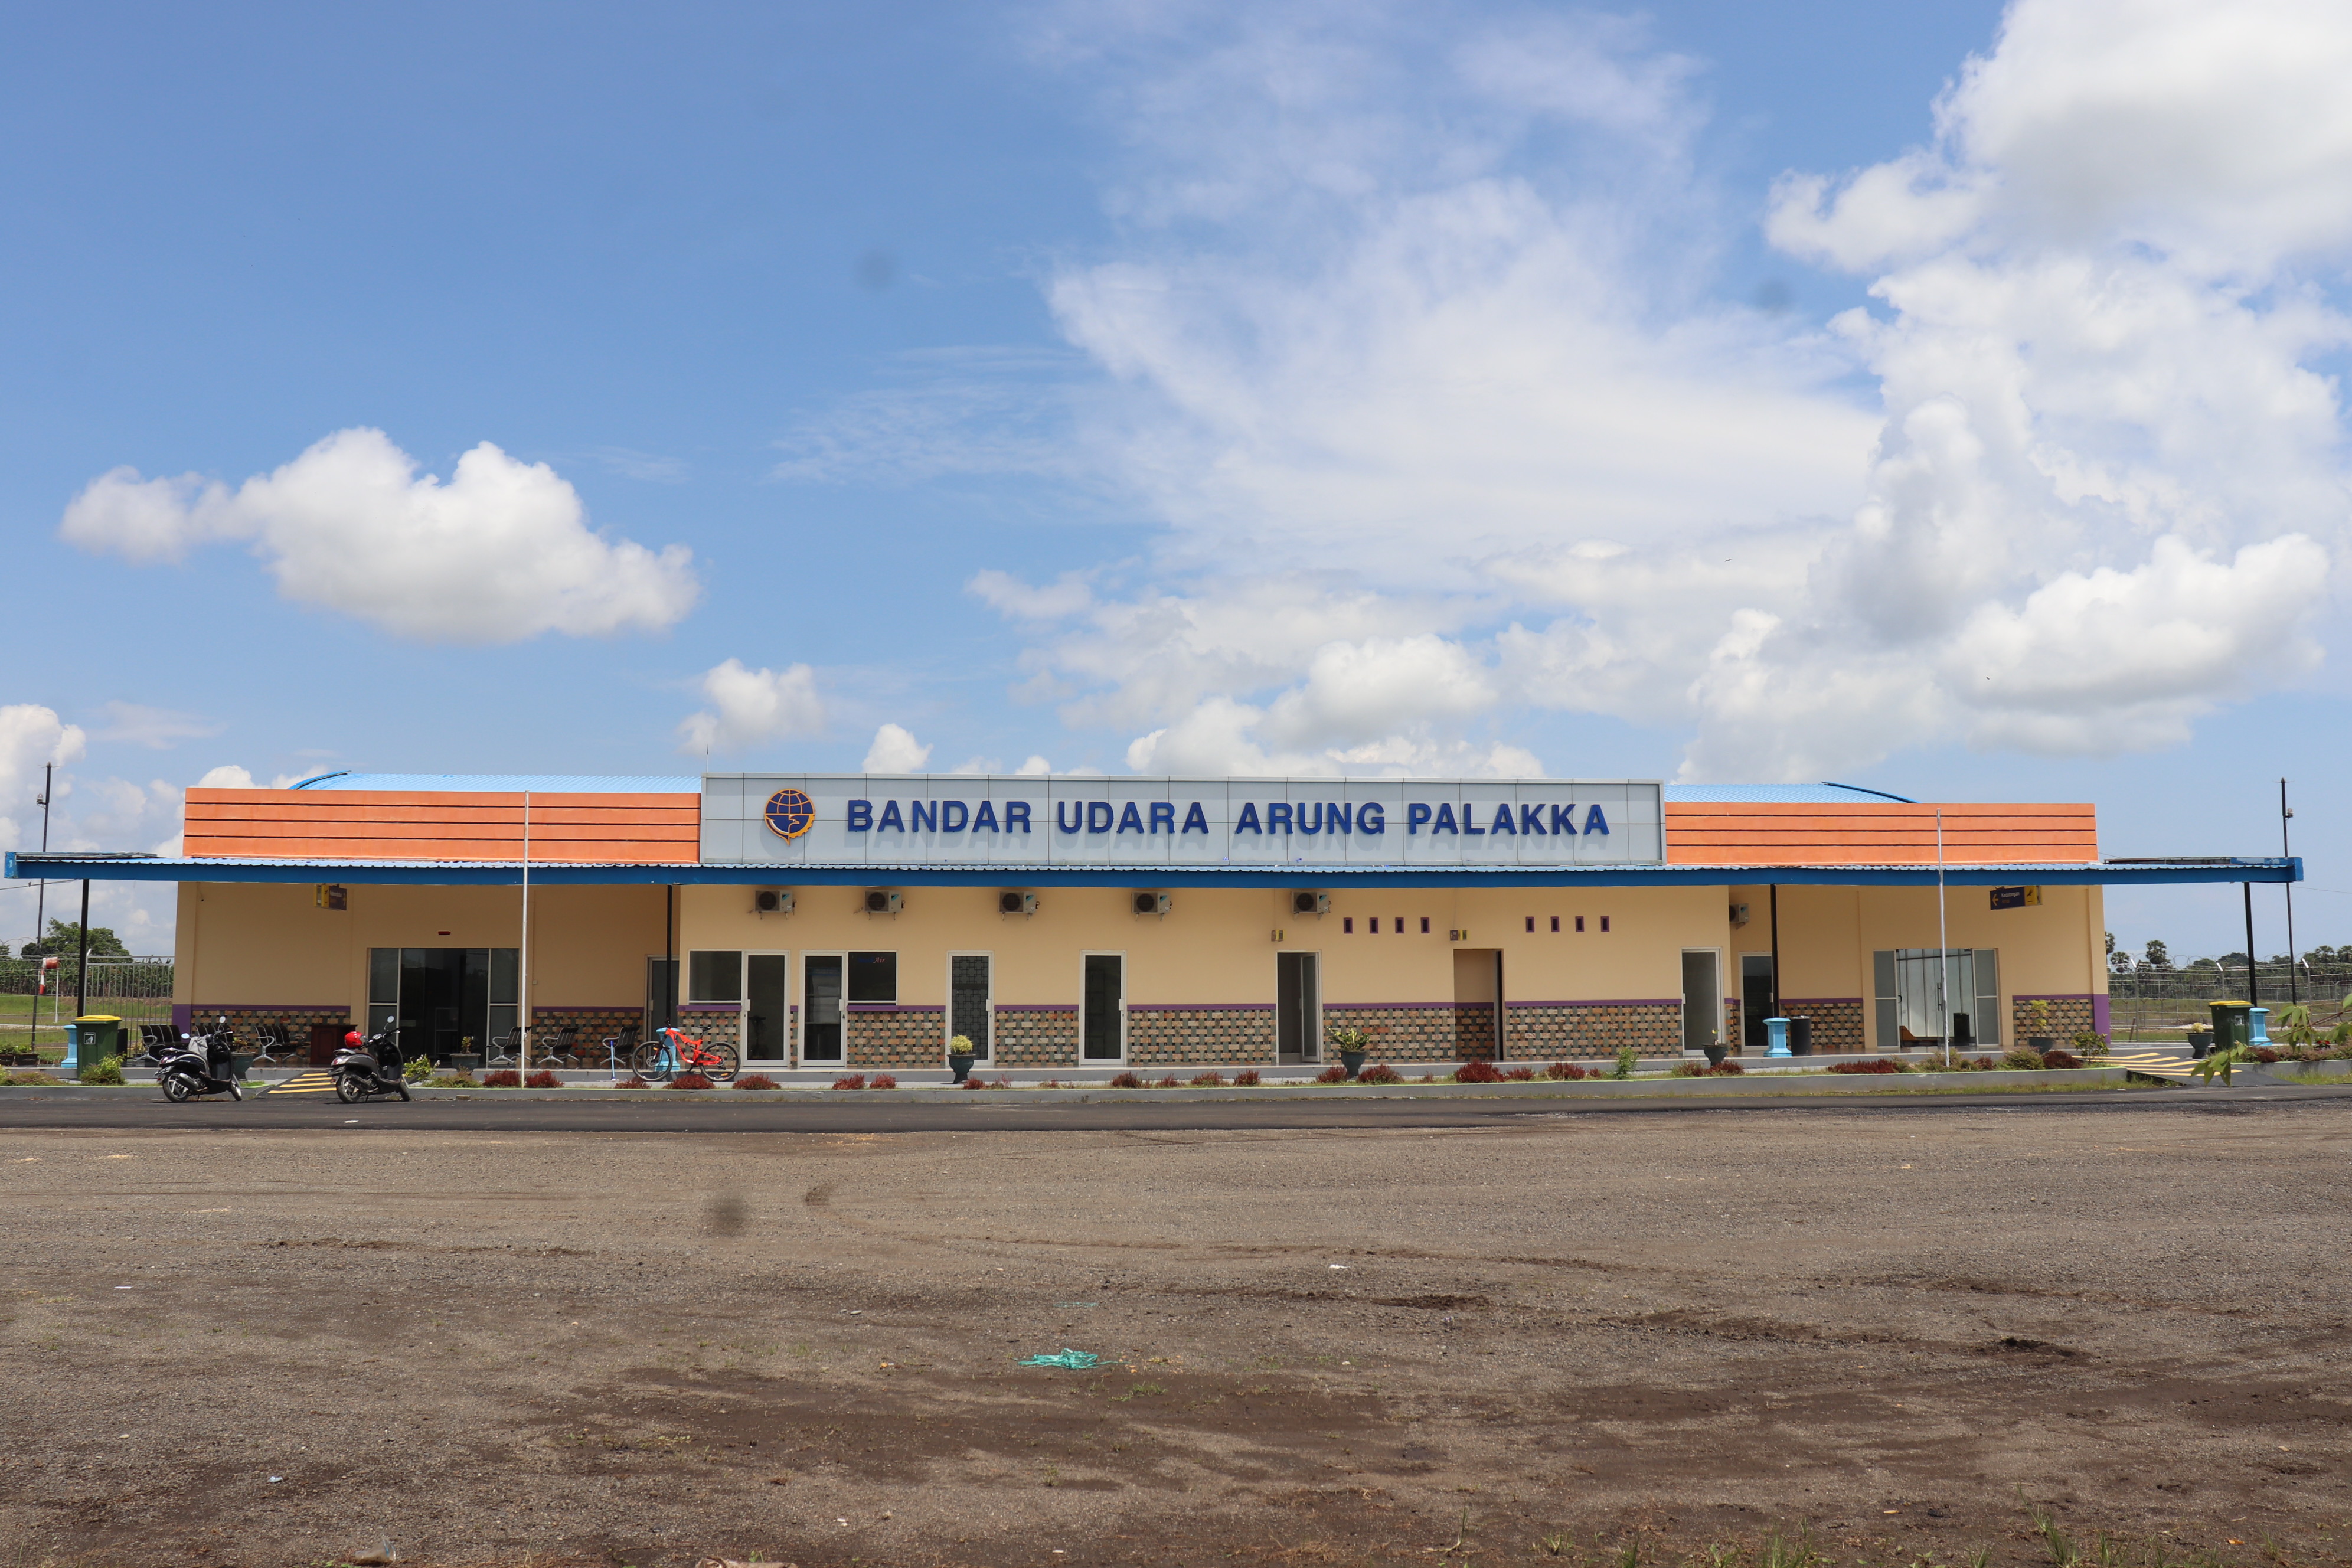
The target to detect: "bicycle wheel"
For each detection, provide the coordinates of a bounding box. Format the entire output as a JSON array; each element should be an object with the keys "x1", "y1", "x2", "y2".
[
  {"x1": 630, "y1": 1041, "x2": 672, "y2": 1082},
  {"x1": 703, "y1": 1044, "x2": 740, "y2": 1082}
]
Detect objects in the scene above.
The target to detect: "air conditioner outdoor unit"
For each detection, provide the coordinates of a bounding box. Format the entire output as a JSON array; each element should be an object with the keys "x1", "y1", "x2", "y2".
[
  {"x1": 999, "y1": 890, "x2": 1037, "y2": 916},
  {"x1": 864, "y1": 889, "x2": 903, "y2": 915},
  {"x1": 1133, "y1": 891, "x2": 1171, "y2": 917},
  {"x1": 754, "y1": 889, "x2": 795, "y2": 915},
  {"x1": 1729, "y1": 901, "x2": 1749, "y2": 927},
  {"x1": 1292, "y1": 891, "x2": 1329, "y2": 917}
]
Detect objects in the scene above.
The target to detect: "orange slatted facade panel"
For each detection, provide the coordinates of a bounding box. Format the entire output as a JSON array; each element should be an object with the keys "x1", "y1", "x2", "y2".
[
  {"x1": 182, "y1": 789, "x2": 699, "y2": 864},
  {"x1": 1664, "y1": 802, "x2": 2096, "y2": 866}
]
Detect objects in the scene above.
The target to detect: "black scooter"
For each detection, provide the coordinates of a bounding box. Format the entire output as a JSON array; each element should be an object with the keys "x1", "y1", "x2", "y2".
[
  {"x1": 157, "y1": 1018, "x2": 244, "y2": 1102},
  {"x1": 331, "y1": 1027, "x2": 412, "y2": 1103}
]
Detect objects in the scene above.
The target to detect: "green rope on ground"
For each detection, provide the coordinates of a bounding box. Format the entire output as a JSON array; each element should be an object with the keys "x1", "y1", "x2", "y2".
[{"x1": 1019, "y1": 1348, "x2": 1101, "y2": 1370}]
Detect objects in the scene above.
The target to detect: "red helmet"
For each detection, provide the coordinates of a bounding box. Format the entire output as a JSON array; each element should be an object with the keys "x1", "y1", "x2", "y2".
[{"x1": 345, "y1": 1028, "x2": 362, "y2": 1047}]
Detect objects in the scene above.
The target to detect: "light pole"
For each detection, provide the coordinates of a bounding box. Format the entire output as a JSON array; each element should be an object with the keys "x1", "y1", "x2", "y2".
[
  {"x1": 2281, "y1": 778, "x2": 2298, "y2": 1007},
  {"x1": 31, "y1": 762, "x2": 51, "y2": 952}
]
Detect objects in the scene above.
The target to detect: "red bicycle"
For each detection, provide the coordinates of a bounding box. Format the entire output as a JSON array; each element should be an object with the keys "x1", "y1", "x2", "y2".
[{"x1": 631, "y1": 1025, "x2": 739, "y2": 1083}]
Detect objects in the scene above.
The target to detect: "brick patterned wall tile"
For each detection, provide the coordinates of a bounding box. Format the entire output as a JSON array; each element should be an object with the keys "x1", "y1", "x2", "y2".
[
  {"x1": 847, "y1": 1007, "x2": 946, "y2": 1069},
  {"x1": 997, "y1": 1007, "x2": 1078, "y2": 1066},
  {"x1": 2013, "y1": 995, "x2": 2098, "y2": 1042},
  {"x1": 1504, "y1": 1004, "x2": 1681, "y2": 1060},
  {"x1": 1128, "y1": 1008, "x2": 1276, "y2": 1064}
]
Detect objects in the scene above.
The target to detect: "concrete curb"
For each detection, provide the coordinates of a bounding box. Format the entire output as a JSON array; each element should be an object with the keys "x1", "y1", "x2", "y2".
[{"x1": 0, "y1": 1066, "x2": 2182, "y2": 1102}]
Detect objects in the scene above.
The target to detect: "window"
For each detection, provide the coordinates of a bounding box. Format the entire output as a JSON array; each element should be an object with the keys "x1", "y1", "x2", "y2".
[
  {"x1": 1419, "y1": 917, "x2": 1430, "y2": 934},
  {"x1": 1874, "y1": 949, "x2": 2001, "y2": 1048},
  {"x1": 949, "y1": 954, "x2": 991, "y2": 1060},
  {"x1": 1575, "y1": 916, "x2": 1586, "y2": 932},
  {"x1": 1550, "y1": 916, "x2": 1559, "y2": 933},
  {"x1": 687, "y1": 949, "x2": 743, "y2": 1004},
  {"x1": 1344, "y1": 917, "x2": 1355, "y2": 933},
  {"x1": 848, "y1": 951, "x2": 897, "y2": 1003},
  {"x1": 1600, "y1": 916, "x2": 1611, "y2": 932}
]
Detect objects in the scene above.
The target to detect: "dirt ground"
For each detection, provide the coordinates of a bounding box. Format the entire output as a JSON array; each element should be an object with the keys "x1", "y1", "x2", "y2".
[{"x1": 4, "y1": 1102, "x2": 2350, "y2": 1568}]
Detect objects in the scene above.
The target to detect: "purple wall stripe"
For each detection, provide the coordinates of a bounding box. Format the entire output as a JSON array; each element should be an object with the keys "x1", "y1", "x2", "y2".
[{"x1": 1125, "y1": 1002, "x2": 1274, "y2": 1012}]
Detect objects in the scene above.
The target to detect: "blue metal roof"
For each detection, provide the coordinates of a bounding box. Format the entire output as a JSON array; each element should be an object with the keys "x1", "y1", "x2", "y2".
[
  {"x1": 8, "y1": 851, "x2": 2302, "y2": 890},
  {"x1": 289, "y1": 772, "x2": 698, "y2": 793}
]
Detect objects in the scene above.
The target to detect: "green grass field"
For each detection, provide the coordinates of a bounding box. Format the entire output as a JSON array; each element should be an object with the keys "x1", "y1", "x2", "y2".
[{"x1": 1, "y1": 989, "x2": 172, "y2": 1057}]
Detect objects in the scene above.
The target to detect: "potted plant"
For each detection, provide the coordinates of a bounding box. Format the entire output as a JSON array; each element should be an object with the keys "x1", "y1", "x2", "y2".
[
  {"x1": 1325, "y1": 1023, "x2": 1369, "y2": 1079},
  {"x1": 947, "y1": 1034, "x2": 977, "y2": 1084},
  {"x1": 2024, "y1": 998, "x2": 2054, "y2": 1053}
]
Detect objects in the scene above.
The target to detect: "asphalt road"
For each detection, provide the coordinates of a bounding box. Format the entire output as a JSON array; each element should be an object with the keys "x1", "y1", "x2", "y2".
[{"x1": 2, "y1": 1080, "x2": 2347, "y2": 1131}]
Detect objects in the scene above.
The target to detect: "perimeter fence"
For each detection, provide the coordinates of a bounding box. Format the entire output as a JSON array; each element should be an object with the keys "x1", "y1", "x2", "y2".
[
  {"x1": 0, "y1": 955, "x2": 175, "y2": 1060},
  {"x1": 2106, "y1": 956, "x2": 2351, "y2": 1040}
]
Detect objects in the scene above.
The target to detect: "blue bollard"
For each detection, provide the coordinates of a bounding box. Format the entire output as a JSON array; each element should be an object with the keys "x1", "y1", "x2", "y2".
[
  {"x1": 61, "y1": 1022, "x2": 81, "y2": 1074},
  {"x1": 1765, "y1": 1016, "x2": 1792, "y2": 1058},
  {"x1": 2248, "y1": 1007, "x2": 2272, "y2": 1051}
]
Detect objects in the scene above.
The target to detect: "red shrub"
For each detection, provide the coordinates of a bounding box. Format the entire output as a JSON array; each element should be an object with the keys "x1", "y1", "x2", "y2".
[
  {"x1": 1828, "y1": 1059, "x2": 1899, "y2": 1074},
  {"x1": 734, "y1": 1074, "x2": 779, "y2": 1090},
  {"x1": 2252, "y1": 1047, "x2": 2282, "y2": 1064},
  {"x1": 672, "y1": 1072, "x2": 714, "y2": 1090},
  {"x1": 1453, "y1": 1059, "x2": 1504, "y2": 1084},
  {"x1": 1154, "y1": 1075, "x2": 1181, "y2": 1089},
  {"x1": 832, "y1": 1073, "x2": 868, "y2": 1090},
  {"x1": 1190, "y1": 1072, "x2": 1226, "y2": 1086},
  {"x1": 870, "y1": 1073, "x2": 897, "y2": 1090},
  {"x1": 1233, "y1": 1069, "x2": 1262, "y2": 1086},
  {"x1": 616, "y1": 1074, "x2": 649, "y2": 1089},
  {"x1": 1707, "y1": 1060, "x2": 1745, "y2": 1076},
  {"x1": 1501, "y1": 1066, "x2": 1536, "y2": 1081},
  {"x1": 1357, "y1": 1063, "x2": 1403, "y2": 1084},
  {"x1": 2041, "y1": 1050, "x2": 2085, "y2": 1070},
  {"x1": 1315, "y1": 1064, "x2": 1350, "y2": 1084},
  {"x1": 479, "y1": 1069, "x2": 521, "y2": 1087},
  {"x1": 1546, "y1": 1061, "x2": 1587, "y2": 1080},
  {"x1": 1109, "y1": 1071, "x2": 1143, "y2": 1089},
  {"x1": 524, "y1": 1069, "x2": 562, "y2": 1088},
  {"x1": 962, "y1": 1076, "x2": 988, "y2": 1090}
]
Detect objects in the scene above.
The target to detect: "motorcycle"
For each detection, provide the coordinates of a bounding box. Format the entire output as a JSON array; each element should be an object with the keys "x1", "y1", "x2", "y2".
[
  {"x1": 331, "y1": 1027, "x2": 412, "y2": 1103},
  {"x1": 158, "y1": 1018, "x2": 244, "y2": 1102}
]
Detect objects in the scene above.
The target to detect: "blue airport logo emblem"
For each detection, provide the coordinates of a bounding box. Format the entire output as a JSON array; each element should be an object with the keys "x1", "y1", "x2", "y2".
[{"x1": 763, "y1": 788, "x2": 815, "y2": 840}]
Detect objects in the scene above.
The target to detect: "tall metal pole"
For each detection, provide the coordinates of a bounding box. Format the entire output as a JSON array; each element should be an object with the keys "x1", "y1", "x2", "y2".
[
  {"x1": 1936, "y1": 809, "x2": 1952, "y2": 1067},
  {"x1": 2281, "y1": 779, "x2": 2298, "y2": 1006},
  {"x1": 31, "y1": 762, "x2": 51, "y2": 950},
  {"x1": 518, "y1": 792, "x2": 531, "y2": 1069},
  {"x1": 2242, "y1": 883, "x2": 2258, "y2": 1006}
]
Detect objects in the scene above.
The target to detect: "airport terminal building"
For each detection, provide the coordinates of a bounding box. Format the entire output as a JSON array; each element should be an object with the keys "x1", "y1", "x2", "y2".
[{"x1": 5, "y1": 772, "x2": 2300, "y2": 1071}]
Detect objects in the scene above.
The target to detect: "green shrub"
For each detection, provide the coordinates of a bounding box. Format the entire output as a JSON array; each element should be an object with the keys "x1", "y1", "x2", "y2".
[
  {"x1": 1609, "y1": 1046, "x2": 1639, "y2": 1080},
  {"x1": 2069, "y1": 1030, "x2": 2109, "y2": 1061},
  {"x1": 79, "y1": 1053, "x2": 126, "y2": 1086},
  {"x1": 401, "y1": 1055, "x2": 435, "y2": 1083},
  {"x1": 5, "y1": 1068, "x2": 60, "y2": 1086}
]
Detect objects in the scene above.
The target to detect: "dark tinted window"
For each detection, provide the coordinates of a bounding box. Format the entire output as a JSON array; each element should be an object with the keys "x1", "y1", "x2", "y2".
[{"x1": 848, "y1": 950, "x2": 897, "y2": 1002}]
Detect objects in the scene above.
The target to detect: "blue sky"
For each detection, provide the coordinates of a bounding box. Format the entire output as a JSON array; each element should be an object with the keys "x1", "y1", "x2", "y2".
[{"x1": 4, "y1": 1, "x2": 2347, "y2": 959}]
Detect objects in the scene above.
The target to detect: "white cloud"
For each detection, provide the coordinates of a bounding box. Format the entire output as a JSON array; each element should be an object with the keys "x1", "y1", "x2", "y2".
[
  {"x1": 863, "y1": 723, "x2": 933, "y2": 774},
  {"x1": 95, "y1": 702, "x2": 223, "y2": 750},
  {"x1": 952, "y1": 0, "x2": 2352, "y2": 780},
  {"x1": 1015, "y1": 754, "x2": 1053, "y2": 776},
  {"x1": 675, "y1": 660, "x2": 826, "y2": 756},
  {"x1": 61, "y1": 428, "x2": 700, "y2": 643},
  {"x1": 195, "y1": 765, "x2": 256, "y2": 789},
  {"x1": 0, "y1": 705, "x2": 87, "y2": 851}
]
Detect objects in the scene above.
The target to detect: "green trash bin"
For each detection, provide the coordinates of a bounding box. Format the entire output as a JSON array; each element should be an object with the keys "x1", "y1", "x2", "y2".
[
  {"x1": 70, "y1": 1015, "x2": 123, "y2": 1072},
  {"x1": 2209, "y1": 1002, "x2": 2252, "y2": 1054}
]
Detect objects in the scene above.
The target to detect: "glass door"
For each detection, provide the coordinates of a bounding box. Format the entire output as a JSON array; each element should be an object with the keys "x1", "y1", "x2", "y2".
[
  {"x1": 643, "y1": 956, "x2": 678, "y2": 1041},
  {"x1": 949, "y1": 954, "x2": 992, "y2": 1061},
  {"x1": 1276, "y1": 952, "x2": 1321, "y2": 1063},
  {"x1": 1739, "y1": 953, "x2": 1773, "y2": 1048},
  {"x1": 746, "y1": 952, "x2": 789, "y2": 1061},
  {"x1": 1082, "y1": 953, "x2": 1124, "y2": 1061},
  {"x1": 1684, "y1": 950, "x2": 1724, "y2": 1053},
  {"x1": 803, "y1": 953, "x2": 845, "y2": 1063}
]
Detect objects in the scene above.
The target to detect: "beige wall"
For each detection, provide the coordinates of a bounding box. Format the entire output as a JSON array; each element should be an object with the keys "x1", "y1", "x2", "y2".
[
  {"x1": 174, "y1": 873, "x2": 2106, "y2": 1034},
  {"x1": 174, "y1": 880, "x2": 667, "y2": 1012},
  {"x1": 1721, "y1": 880, "x2": 2105, "y2": 1031},
  {"x1": 680, "y1": 882, "x2": 1736, "y2": 1008}
]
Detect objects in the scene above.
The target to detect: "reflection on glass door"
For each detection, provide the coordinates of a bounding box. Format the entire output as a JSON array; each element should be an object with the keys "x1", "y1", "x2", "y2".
[
  {"x1": 1276, "y1": 952, "x2": 1321, "y2": 1063},
  {"x1": 644, "y1": 956, "x2": 678, "y2": 1042},
  {"x1": 1082, "y1": 953, "x2": 1124, "y2": 1061},
  {"x1": 949, "y1": 954, "x2": 992, "y2": 1061},
  {"x1": 746, "y1": 952, "x2": 789, "y2": 1061},
  {"x1": 804, "y1": 954, "x2": 845, "y2": 1063},
  {"x1": 1683, "y1": 950, "x2": 1724, "y2": 1053}
]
